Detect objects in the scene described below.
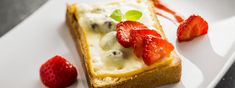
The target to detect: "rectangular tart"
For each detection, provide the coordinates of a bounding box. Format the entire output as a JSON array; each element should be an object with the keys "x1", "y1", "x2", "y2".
[{"x1": 66, "y1": 0, "x2": 181, "y2": 88}]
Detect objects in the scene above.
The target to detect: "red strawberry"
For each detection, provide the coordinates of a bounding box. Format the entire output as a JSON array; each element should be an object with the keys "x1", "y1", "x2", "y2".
[
  {"x1": 177, "y1": 15, "x2": 208, "y2": 42},
  {"x1": 116, "y1": 21, "x2": 147, "y2": 48},
  {"x1": 143, "y1": 36, "x2": 174, "y2": 66},
  {"x1": 130, "y1": 29, "x2": 161, "y2": 58},
  {"x1": 40, "y1": 55, "x2": 77, "y2": 88}
]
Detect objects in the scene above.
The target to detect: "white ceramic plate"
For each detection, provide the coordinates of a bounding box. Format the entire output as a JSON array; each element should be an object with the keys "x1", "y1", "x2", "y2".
[{"x1": 0, "y1": 0, "x2": 235, "y2": 88}]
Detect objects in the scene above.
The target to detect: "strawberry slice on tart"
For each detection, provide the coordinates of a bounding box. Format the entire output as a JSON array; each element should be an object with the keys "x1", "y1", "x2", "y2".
[
  {"x1": 116, "y1": 21, "x2": 147, "y2": 48},
  {"x1": 143, "y1": 36, "x2": 174, "y2": 66},
  {"x1": 116, "y1": 21, "x2": 174, "y2": 66},
  {"x1": 130, "y1": 29, "x2": 161, "y2": 58}
]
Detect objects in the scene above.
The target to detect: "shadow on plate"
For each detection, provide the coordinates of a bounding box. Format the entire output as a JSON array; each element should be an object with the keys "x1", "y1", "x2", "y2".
[
  {"x1": 176, "y1": 35, "x2": 235, "y2": 87},
  {"x1": 57, "y1": 22, "x2": 89, "y2": 88}
]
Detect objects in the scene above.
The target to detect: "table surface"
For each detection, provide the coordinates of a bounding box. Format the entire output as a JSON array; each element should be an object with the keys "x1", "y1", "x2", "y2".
[{"x1": 0, "y1": 0, "x2": 234, "y2": 88}]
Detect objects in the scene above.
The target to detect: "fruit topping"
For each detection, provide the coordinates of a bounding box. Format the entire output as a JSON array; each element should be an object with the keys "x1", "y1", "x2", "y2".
[
  {"x1": 130, "y1": 29, "x2": 161, "y2": 58},
  {"x1": 116, "y1": 21, "x2": 147, "y2": 48},
  {"x1": 143, "y1": 36, "x2": 174, "y2": 66},
  {"x1": 116, "y1": 20, "x2": 174, "y2": 65}
]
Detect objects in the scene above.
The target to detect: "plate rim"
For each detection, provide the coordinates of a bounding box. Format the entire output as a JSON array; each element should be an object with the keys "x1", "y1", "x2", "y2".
[{"x1": 0, "y1": 0, "x2": 234, "y2": 87}]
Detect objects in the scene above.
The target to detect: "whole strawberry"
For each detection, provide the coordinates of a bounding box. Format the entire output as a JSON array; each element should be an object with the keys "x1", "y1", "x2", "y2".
[{"x1": 40, "y1": 55, "x2": 77, "y2": 88}]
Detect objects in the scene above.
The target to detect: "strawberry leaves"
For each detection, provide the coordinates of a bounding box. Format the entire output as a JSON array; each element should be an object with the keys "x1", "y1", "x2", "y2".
[
  {"x1": 125, "y1": 10, "x2": 142, "y2": 21},
  {"x1": 110, "y1": 9, "x2": 142, "y2": 22},
  {"x1": 110, "y1": 9, "x2": 123, "y2": 22}
]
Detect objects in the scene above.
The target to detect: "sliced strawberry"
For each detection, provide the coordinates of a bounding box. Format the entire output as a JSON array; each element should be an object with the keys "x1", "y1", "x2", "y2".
[
  {"x1": 130, "y1": 29, "x2": 161, "y2": 58},
  {"x1": 143, "y1": 36, "x2": 174, "y2": 66},
  {"x1": 40, "y1": 55, "x2": 77, "y2": 88},
  {"x1": 116, "y1": 21, "x2": 147, "y2": 48},
  {"x1": 177, "y1": 15, "x2": 208, "y2": 42}
]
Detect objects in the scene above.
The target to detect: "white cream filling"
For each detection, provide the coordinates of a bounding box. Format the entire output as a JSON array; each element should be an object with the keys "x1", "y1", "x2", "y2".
[{"x1": 77, "y1": 1, "x2": 158, "y2": 74}]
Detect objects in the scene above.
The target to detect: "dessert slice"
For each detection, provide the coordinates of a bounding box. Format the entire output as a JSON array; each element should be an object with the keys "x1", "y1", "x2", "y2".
[{"x1": 66, "y1": 0, "x2": 181, "y2": 88}]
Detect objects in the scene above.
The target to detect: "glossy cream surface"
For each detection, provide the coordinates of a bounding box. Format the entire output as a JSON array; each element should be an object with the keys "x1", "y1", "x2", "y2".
[{"x1": 77, "y1": 0, "x2": 160, "y2": 74}]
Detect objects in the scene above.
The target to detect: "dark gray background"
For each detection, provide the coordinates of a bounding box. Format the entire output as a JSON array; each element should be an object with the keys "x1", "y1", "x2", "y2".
[{"x1": 0, "y1": 0, "x2": 234, "y2": 87}]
